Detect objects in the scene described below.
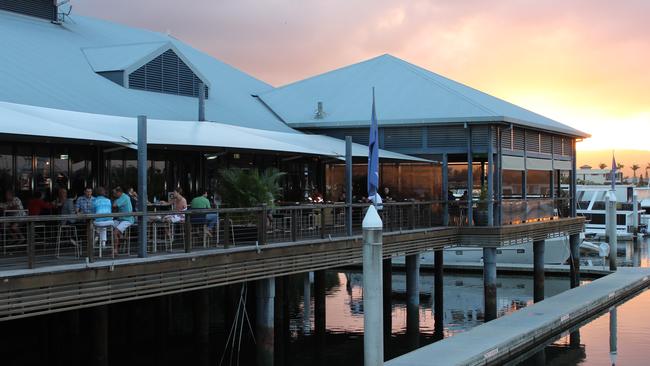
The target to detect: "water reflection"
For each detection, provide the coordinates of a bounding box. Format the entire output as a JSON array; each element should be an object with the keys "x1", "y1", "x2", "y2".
[
  {"x1": 517, "y1": 289, "x2": 650, "y2": 365},
  {"x1": 287, "y1": 269, "x2": 572, "y2": 364}
]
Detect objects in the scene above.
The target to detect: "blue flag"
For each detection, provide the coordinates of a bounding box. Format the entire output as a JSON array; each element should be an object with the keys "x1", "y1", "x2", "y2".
[
  {"x1": 368, "y1": 88, "x2": 379, "y2": 201},
  {"x1": 611, "y1": 153, "x2": 617, "y2": 190}
]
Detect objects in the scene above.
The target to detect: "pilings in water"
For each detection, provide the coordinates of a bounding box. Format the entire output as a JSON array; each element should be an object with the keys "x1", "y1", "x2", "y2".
[
  {"x1": 533, "y1": 240, "x2": 545, "y2": 303},
  {"x1": 433, "y1": 250, "x2": 444, "y2": 340},
  {"x1": 383, "y1": 257, "x2": 392, "y2": 355},
  {"x1": 314, "y1": 270, "x2": 327, "y2": 361},
  {"x1": 90, "y1": 305, "x2": 109, "y2": 366},
  {"x1": 362, "y1": 206, "x2": 384, "y2": 366},
  {"x1": 274, "y1": 276, "x2": 290, "y2": 366},
  {"x1": 483, "y1": 247, "x2": 497, "y2": 321},
  {"x1": 256, "y1": 278, "x2": 276, "y2": 366},
  {"x1": 405, "y1": 254, "x2": 420, "y2": 348},
  {"x1": 569, "y1": 234, "x2": 581, "y2": 288},
  {"x1": 610, "y1": 307, "x2": 618, "y2": 365},
  {"x1": 606, "y1": 191, "x2": 618, "y2": 271}
]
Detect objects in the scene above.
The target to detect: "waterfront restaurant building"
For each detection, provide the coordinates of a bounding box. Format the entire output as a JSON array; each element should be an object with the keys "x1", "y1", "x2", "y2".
[{"x1": 0, "y1": 2, "x2": 588, "y2": 226}]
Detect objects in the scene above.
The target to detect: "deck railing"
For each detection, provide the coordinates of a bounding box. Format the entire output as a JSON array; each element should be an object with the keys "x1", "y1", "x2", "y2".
[{"x1": 0, "y1": 198, "x2": 571, "y2": 270}]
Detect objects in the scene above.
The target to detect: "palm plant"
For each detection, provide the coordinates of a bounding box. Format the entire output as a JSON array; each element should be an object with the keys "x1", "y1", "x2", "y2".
[
  {"x1": 646, "y1": 163, "x2": 650, "y2": 181},
  {"x1": 219, "y1": 167, "x2": 285, "y2": 208},
  {"x1": 598, "y1": 163, "x2": 607, "y2": 170},
  {"x1": 631, "y1": 164, "x2": 640, "y2": 181}
]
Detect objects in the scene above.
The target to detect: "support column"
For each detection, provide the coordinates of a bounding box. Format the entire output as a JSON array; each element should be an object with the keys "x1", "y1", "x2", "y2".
[
  {"x1": 256, "y1": 278, "x2": 276, "y2": 366},
  {"x1": 90, "y1": 305, "x2": 109, "y2": 366},
  {"x1": 487, "y1": 125, "x2": 494, "y2": 226},
  {"x1": 383, "y1": 257, "x2": 392, "y2": 353},
  {"x1": 610, "y1": 308, "x2": 618, "y2": 366},
  {"x1": 483, "y1": 247, "x2": 497, "y2": 322},
  {"x1": 303, "y1": 273, "x2": 311, "y2": 334},
  {"x1": 466, "y1": 125, "x2": 473, "y2": 226},
  {"x1": 345, "y1": 136, "x2": 353, "y2": 236},
  {"x1": 570, "y1": 330, "x2": 581, "y2": 349},
  {"x1": 194, "y1": 289, "x2": 210, "y2": 344},
  {"x1": 442, "y1": 153, "x2": 449, "y2": 226},
  {"x1": 533, "y1": 240, "x2": 545, "y2": 303},
  {"x1": 606, "y1": 192, "x2": 618, "y2": 271},
  {"x1": 314, "y1": 270, "x2": 327, "y2": 361},
  {"x1": 275, "y1": 276, "x2": 289, "y2": 366},
  {"x1": 405, "y1": 254, "x2": 420, "y2": 349},
  {"x1": 137, "y1": 115, "x2": 148, "y2": 258},
  {"x1": 363, "y1": 206, "x2": 384, "y2": 366},
  {"x1": 434, "y1": 250, "x2": 444, "y2": 340},
  {"x1": 569, "y1": 234, "x2": 581, "y2": 288}
]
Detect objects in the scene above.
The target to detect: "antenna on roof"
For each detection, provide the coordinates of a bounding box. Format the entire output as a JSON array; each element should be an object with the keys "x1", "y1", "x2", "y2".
[{"x1": 314, "y1": 101, "x2": 325, "y2": 119}]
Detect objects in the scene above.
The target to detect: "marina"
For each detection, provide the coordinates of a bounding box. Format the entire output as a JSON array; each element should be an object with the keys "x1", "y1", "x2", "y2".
[{"x1": 1, "y1": 1, "x2": 649, "y2": 365}]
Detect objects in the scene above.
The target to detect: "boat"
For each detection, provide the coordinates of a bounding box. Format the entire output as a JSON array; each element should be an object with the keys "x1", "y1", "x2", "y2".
[{"x1": 575, "y1": 184, "x2": 646, "y2": 240}]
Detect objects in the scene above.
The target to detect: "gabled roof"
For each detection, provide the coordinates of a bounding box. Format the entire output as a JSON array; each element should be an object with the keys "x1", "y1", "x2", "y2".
[
  {"x1": 0, "y1": 10, "x2": 288, "y2": 132},
  {"x1": 82, "y1": 42, "x2": 169, "y2": 73},
  {"x1": 258, "y1": 54, "x2": 589, "y2": 138}
]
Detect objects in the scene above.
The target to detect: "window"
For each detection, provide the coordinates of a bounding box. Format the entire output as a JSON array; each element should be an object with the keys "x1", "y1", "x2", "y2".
[{"x1": 128, "y1": 50, "x2": 208, "y2": 98}]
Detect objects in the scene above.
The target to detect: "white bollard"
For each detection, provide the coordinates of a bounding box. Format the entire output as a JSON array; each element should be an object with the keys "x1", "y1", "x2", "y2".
[
  {"x1": 606, "y1": 191, "x2": 618, "y2": 271},
  {"x1": 363, "y1": 205, "x2": 384, "y2": 366}
]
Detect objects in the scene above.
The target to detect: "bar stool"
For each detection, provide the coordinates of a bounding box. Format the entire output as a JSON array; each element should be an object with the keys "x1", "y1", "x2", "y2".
[
  {"x1": 56, "y1": 223, "x2": 80, "y2": 258},
  {"x1": 164, "y1": 220, "x2": 184, "y2": 252},
  {"x1": 93, "y1": 221, "x2": 114, "y2": 258}
]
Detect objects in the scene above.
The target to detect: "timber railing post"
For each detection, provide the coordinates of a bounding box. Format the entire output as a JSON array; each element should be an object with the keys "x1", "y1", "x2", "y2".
[
  {"x1": 27, "y1": 221, "x2": 35, "y2": 269},
  {"x1": 259, "y1": 205, "x2": 268, "y2": 245},
  {"x1": 86, "y1": 219, "x2": 95, "y2": 263},
  {"x1": 184, "y1": 213, "x2": 192, "y2": 253},
  {"x1": 223, "y1": 213, "x2": 231, "y2": 249},
  {"x1": 320, "y1": 207, "x2": 326, "y2": 239},
  {"x1": 290, "y1": 209, "x2": 298, "y2": 242}
]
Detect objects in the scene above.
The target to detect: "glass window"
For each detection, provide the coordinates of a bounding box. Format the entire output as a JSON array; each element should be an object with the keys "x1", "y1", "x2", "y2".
[
  {"x1": 70, "y1": 156, "x2": 87, "y2": 196},
  {"x1": 503, "y1": 170, "x2": 523, "y2": 198},
  {"x1": 35, "y1": 154, "x2": 51, "y2": 197},
  {"x1": 52, "y1": 151, "x2": 69, "y2": 193},
  {"x1": 124, "y1": 159, "x2": 137, "y2": 192},
  {"x1": 149, "y1": 160, "x2": 167, "y2": 201},
  {"x1": 108, "y1": 157, "x2": 124, "y2": 189},
  {"x1": 527, "y1": 170, "x2": 552, "y2": 197},
  {"x1": 15, "y1": 147, "x2": 33, "y2": 199},
  {"x1": 0, "y1": 145, "x2": 12, "y2": 194}
]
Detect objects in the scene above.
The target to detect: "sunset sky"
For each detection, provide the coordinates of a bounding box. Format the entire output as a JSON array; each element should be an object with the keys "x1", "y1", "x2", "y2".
[{"x1": 74, "y1": 0, "x2": 650, "y2": 155}]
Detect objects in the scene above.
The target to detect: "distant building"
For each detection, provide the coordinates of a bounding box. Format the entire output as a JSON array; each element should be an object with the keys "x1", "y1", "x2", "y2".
[{"x1": 576, "y1": 166, "x2": 622, "y2": 185}]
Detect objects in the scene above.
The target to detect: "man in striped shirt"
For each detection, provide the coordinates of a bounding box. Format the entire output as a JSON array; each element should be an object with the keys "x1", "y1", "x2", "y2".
[{"x1": 75, "y1": 187, "x2": 94, "y2": 214}]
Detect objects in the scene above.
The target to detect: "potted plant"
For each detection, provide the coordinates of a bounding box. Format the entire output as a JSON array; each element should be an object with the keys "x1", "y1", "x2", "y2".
[
  {"x1": 218, "y1": 167, "x2": 285, "y2": 243},
  {"x1": 473, "y1": 185, "x2": 490, "y2": 226}
]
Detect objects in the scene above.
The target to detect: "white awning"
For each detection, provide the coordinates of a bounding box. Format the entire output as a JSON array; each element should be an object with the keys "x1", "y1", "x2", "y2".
[
  {"x1": 502, "y1": 156, "x2": 525, "y2": 171},
  {"x1": 0, "y1": 102, "x2": 428, "y2": 162},
  {"x1": 526, "y1": 157, "x2": 553, "y2": 171}
]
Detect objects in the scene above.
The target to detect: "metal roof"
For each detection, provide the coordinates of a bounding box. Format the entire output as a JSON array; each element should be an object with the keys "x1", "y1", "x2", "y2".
[
  {"x1": 0, "y1": 10, "x2": 289, "y2": 132},
  {"x1": 0, "y1": 101, "x2": 429, "y2": 162},
  {"x1": 258, "y1": 54, "x2": 589, "y2": 138}
]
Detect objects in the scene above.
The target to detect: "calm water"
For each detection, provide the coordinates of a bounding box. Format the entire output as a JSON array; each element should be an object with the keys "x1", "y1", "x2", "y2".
[
  {"x1": 1, "y1": 237, "x2": 648, "y2": 365},
  {"x1": 517, "y1": 288, "x2": 650, "y2": 365}
]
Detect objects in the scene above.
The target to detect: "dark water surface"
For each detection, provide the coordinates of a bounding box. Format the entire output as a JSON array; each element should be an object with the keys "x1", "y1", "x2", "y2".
[{"x1": 1, "y1": 237, "x2": 649, "y2": 365}]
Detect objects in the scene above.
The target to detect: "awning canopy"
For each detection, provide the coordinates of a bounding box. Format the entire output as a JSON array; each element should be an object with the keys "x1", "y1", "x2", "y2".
[{"x1": 0, "y1": 101, "x2": 428, "y2": 162}]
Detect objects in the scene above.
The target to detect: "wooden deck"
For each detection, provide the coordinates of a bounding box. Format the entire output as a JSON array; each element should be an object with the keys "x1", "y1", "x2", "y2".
[{"x1": 0, "y1": 217, "x2": 584, "y2": 321}]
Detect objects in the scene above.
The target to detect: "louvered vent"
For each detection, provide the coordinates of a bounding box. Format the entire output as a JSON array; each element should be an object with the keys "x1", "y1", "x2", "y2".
[
  {"x1": 526, "y1": 130, "x2": 540, "y2": 152},
  {"x1": 0, "y1": 0, "x2": 56, "y2": 21},
  {"x1": 427, "y1": 126, "x2": 466, "y2": 148},
  {"x1": 501, "y1": 128, "x2": 513, "y2": 150},
  {"x1": 553, "y1": 136, "x2": 563, "y2": 155},
  {"x1": 513, "y1": 128, "x2": 525, "y2": 151},
  {"x1": 562, "y1": 138, "x2": 573, "y2": 156},
  {"x1": 384, "y1": 127, "x2": 422, "y2": 149},
  {"x1": 540, "y1": 134, "x2": 553, "y2": 154},
  {"x1": 128, "y1": 50, "x2": 208, "y2": 98},
  {"x1": 471, "y1": 126, "x2": 489, "y2": 150}
]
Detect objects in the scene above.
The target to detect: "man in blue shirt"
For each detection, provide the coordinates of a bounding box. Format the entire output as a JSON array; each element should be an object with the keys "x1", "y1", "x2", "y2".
[
  {"x1": 75, "y1": 187, "x2": 95, "y2": 214},
  {"x1": 92, "y1": 187, "x2": 113, "y2": 255},
  {"x1": 112, "y1": 186, "x2": 134, "y2": 256}
]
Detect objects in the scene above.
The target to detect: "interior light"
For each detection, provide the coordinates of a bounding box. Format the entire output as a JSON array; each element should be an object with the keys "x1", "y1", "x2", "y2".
[{"x1": 60, "y1": 154, "x2": 69, "y2": 160}]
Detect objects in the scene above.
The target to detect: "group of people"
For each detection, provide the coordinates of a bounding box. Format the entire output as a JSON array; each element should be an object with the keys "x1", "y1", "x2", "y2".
[{"x1": 0, "y1": 186, "x2": 220, "y2": 256}]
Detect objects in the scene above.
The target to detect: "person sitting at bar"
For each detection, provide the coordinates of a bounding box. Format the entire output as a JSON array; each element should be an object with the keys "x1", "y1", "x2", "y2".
[
  {"x1": 191, "y1": 190, "x2": 218, "y2": 237},
  {"x1": 162, "y1": 188, "x2": 187, "y2": 224},
  {"x1": 112, "y1": 186, "x2": 134, "y2": 256},
  {"x1": 57, "y1": 188, "x2": 77, "y2": 224},
  {"x1": 383, "y1": 187, "x2": 393, "y2": 202},
  {"x1": 127, "y1": 187, "x2": 139, "y2": 211},
  {"x1": 92, "y1": 187, "x2": 113, "y2": 252},
  {"x1": 75, "y1": 187, "x2": 95, "y2": 215},
  {"x1": 0, "y1": 189, "x2": 25, "y2": 242},
  {"x1": 53, "y1": 188, "x2": 67, "y2": 214},
  {"x1": 28, "y1": 191, "x2": 53, "y2": 215},
  {"x1": 162, "y1": 188, "x2": 187, "y2": 241}
]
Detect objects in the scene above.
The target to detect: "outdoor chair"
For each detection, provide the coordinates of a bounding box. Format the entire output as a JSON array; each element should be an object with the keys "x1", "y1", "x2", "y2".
[{"x1": 55, "y1": 223, "x2": 80, "y2": 258}]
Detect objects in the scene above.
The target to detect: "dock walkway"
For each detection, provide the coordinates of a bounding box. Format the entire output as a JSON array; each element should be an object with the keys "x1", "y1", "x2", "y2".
[{"x1": 386, "y1": 267, "x2": 650, "y2": 366}]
